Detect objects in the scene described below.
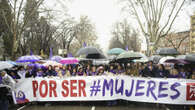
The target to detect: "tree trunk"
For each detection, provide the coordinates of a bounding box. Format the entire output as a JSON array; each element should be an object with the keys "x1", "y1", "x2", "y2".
[
  {"x1": 11, "y1": 32, "x2": 17, "y2": 60},
  {"x1": 145, "y1": 36, "x2": 150, "y2": 56}
]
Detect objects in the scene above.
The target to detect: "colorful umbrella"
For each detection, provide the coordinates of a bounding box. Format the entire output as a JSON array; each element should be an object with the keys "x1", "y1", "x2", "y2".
[
  {"x1": 27, "y1": 63, "x2": 45, "y2": 68},
  {"x1": 43, "y1": 61, "x2": 62, "y2": 67},
  {"x1": 16, "y1": 55, "x2": 40, "y2": 63},
  {"x1": 107, "y1": 48, "x2": 125, "y2": 55},
  {"x1": 50, "y1": 56, "x2": 63, "y2": 62},
  {"x1": 60, "y1": 58, "x2": 79, "y2": 64},
  {"x1": 0, "y1": 61, "x2": 14, "y2": 70}
]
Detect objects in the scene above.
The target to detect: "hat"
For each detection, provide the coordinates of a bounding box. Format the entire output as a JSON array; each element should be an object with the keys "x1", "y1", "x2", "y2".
[
  {"x1": 0, "y1": 71, "x2": 7, "y2": 74},
  {"x1": 97, "y1": 66, "x2": 104, "y2": 71}
]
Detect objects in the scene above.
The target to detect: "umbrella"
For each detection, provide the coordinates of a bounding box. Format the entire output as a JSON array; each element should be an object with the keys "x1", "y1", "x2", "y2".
[
  {"x1": 159, "y1": 56, "x2": 175, "y2": 64},
  {"x1": 149, "y1": 55, "x2": 162, "y2": 64},
  {"x1": 27, "y1": 63, "x2": 45, "y2": 68},
  {"x1": 5, "y1": 61, "x2": 17, "y2": 66},
  {"x1": 108, "y1": 55, "x2": 117, "y2": 60},
  {"x1": 0, "y1": 61, "x2": 14, "y2": 70},
  {"x1": 16, "y1": 55, "x2": 40, "y2": 63},
  {"x1": 60, "y1": 58, "x2": 79, "y2": 64},
  {"x1": 43, "y1": 61, "x2": 62, "y2": 67},
  {"x1": 76, "y1": 46, "x2": 101, "y2": 56},
  {"x1": 134, "y1": 52, "x2": 148, "y2": 59},
  {"x1": 50, "y1": 56, "x2": 63, "y2": 62},
  {"x1": 86, "y1": 54, "x2": 107, "y2": 59},
  {"x1": 116, "y1": 51, "x2": 142, "y2": 60},
  {"x1": 133, "y1": 58, "x2": 149, "y2": 63},
  {"x1": 93, "y1": 59, "x2": 109, "y2": 65},
  {"x1": 156, "y1": 48, "x2": 179, "y2": 55},
  {"x1": 107, "y1": 48, "x2": 125, "y2": 55},
  {"x1": 186, "y1": 54, "x2": 195, "y2": 62},
  {"x1": 176, "y1": 55, "x2": 186, "y2": 59},
  {"x1": 32, "y1": 55, "x2": 42, "y2": 60},
  {"x1": 165, "y1": 59, "x2": 189, "y2": 64}
]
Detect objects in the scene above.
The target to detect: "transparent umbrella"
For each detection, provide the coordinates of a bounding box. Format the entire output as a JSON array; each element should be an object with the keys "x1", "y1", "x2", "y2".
[{"x1": 0, "y1": 61, "x2": 14, "y2": 70}]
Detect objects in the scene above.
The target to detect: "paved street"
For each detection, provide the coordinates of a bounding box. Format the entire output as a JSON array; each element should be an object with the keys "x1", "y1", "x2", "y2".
[{"x1": 10, "y1": 101, "x2": 172, "y2": 110}]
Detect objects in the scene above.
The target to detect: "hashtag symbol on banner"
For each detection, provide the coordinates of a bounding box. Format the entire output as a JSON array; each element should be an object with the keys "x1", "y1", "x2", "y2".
[{"x1": 90, "y1": 80, "x2": 101, "y2": 96}]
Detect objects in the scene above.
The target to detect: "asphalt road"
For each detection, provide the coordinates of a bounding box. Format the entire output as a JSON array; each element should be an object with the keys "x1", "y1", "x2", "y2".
[{"x1": 10, "y1": 101, "x2": 190, "y2": 110}]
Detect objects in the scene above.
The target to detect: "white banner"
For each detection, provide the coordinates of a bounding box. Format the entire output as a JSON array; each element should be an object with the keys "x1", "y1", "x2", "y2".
[{"x1": 13, "y1": 75, "x2": 195, "y2": 105}]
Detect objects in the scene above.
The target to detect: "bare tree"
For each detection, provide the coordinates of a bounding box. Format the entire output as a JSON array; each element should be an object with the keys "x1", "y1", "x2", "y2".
[
  {"x1": 69, "y1": 16, "x2": 99, "y2": 55},
  {"x1": 124, "y1": 0, "x2": 185, "y2": 55},
  {"x1": 161, "y1": 31, "x2": 189, "y2": 54},
  {"x1": 0, "y1": 0, "x2": 44, "y2": 59},
  {"x1": 109, "y1": 19, "x2": 141, "y2": 51}
]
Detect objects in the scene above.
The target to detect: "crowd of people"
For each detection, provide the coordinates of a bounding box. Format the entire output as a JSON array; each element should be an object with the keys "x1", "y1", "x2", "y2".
[
  {"x1": 1, "y1": 61, "x2": 195, "y2": 82},
  {"x1": 0, "y1": 60, "x2": 195, "y2": 110}
]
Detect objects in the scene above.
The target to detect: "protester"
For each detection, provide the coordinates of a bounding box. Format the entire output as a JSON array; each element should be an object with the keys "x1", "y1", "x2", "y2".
[
  {"x1": 115, "y1": 64, "x2": 125, "y2": 74},
  {"x1": 46, "y1": 65, "x2": 57, "y2": 77},
  {"x1": 108, "y1": 64, "x2": 116, "y2": 74},
  {"x1": 168, "y1": 68, "x2": 180, "y2": 78},
  {"x1": 97, "y1": 66, "x2": 106, "y2": 76},
  {"x1": 0, "y1": 71, "x2": 16, "y2": 89},
  {"x1": 71, "y1": 67, "x2": 77, "y2": 76},
  {"x1": 155, "y1": 64, "x2": 169, "y2": 78},
  {"x1": 141, "y1": 61, "x2": 157, "y2": 77},
  {"x1": 36, "y1": 68, "x2": 44, "y2": 77},
  {"x1": 61, "y1": 65, "x2": 67, "y2": 76},
  {"x1": 17, "y1": 66, "x2": 26, "y2": 79},
  {"x1": 85, "y1": 64, "x2": 91, "y2": 76},
  {"x1": 90, "y1": 65, "x2": 97, "y2": 76},
  {"x1": 77, "y1": 67, "x2": 85, "y2": 76}
]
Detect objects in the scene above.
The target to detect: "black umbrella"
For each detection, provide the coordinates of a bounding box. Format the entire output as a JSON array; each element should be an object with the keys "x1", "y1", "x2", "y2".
[
  {"x1": 156, "y1": 48, "x2": 179, "y2": 55},
  {"x1": 186, "y1": 54, "x2": 195, "y2": 62},
  {"x1": 76, "y1": 46, "x2": 101, "y2": 56},
  {"x1": 86, "y1": 54, "x2": 106, "y2": 59}
]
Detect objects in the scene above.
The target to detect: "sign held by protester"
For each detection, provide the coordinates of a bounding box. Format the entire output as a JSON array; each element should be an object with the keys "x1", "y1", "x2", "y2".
[{"x1": 13, "y1": 75, "x2": 195, "y2": 105}]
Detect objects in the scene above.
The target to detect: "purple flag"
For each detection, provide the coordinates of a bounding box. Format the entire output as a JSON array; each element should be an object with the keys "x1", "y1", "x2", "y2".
[
  {"x1": 125, "y1": 45, "x2": 129, "y2": 51},
  {"x1": 83, "y1": 42, "x2": 87, "y2": 47},
  {"x1": 30, "y1": 50, "x2": 33, "y2": 55},
  {"x1": 49, "y1": 47, "x2": 53, "y2": 59},
  {"x1": 67, "y1": 53, "x2": 73, "y2": 57}
]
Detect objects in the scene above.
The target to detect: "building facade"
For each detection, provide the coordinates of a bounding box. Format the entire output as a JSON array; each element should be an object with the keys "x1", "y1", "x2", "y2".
[
  {"x1": 159, "y1": 31, "x2": 190, "y2": 54},
  {"x1": 190, "y1": 13, "x2": 195, "y2": 53}
]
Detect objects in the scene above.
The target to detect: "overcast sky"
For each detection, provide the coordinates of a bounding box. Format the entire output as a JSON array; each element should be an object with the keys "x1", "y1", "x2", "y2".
[{"x1": 46, "y1": 0, "x2": 195, "y2": 52}]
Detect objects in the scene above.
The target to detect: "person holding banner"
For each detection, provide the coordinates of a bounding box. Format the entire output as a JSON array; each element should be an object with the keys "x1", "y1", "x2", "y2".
[
  {"x1": 155, "y1": 64, "x2": 169, "y2": 78},
  {"x1": 142, "y1": 61, "x2": 157, "y2": 77},
  {"x1": 108, "y1": 64, "x2": 116, "y2": 75},
  {"x1": 168, "y1": 68, "x2": 180, "y2": 78},
  {"x1": 61, "y1": 65, "x2": 67, "y2": 76},
  {"x1": 46, "y1": 65, "x2": 57, "y2": 77},
  {"x1": 71, "y1": 67, "x2": 77, "y2": 76},
  {"x1": 97, "y1": 66, "x2": 107, "y2": 76},
  {"x1": 90, "y1": 65, "x2": 97, "y2": 76},
  {"x1": 17, "y1": 66, "x2": 26, "y2": 79},
  {"x1": 0, "y1": 71, "x2": 15, "y2": 89},
  {"x1": 36, "y1": 68, "x2": 44, "y2": 77},
  {"x1": 85, "y1": 64, "x2": 91, "y2": 76},
  {"x1": 0, "y1": 71, "x2": 16, "y2": 110},
  {"x1": 77, "y1": 67, "x2": 85, "y2": 76},
  {"x1": 115, "y1": 64, "x2": 125, "y2": 75}
]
